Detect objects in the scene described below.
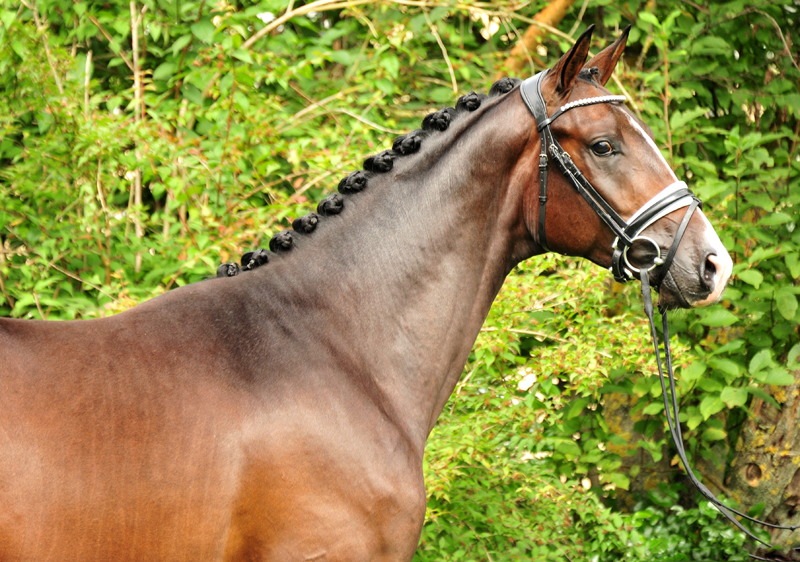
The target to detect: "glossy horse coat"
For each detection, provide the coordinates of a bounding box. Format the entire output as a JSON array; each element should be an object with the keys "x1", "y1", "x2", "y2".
[{"x1": 0, "y1": 28, "x2": 731, "y2": 562}]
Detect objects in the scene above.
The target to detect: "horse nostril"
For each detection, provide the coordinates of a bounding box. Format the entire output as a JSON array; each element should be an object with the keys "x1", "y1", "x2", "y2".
[{"x1": 701, "y1": 253, "x2": 719, "y2": 290}]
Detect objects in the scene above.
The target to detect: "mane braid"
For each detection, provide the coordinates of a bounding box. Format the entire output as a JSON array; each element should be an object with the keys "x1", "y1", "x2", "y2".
[
  {"x1": 214, "y1": 77, "x2": 521, "y2": 278},
  {"x1": 269, "y1": 230, "x2": 296, "y2": 253}
]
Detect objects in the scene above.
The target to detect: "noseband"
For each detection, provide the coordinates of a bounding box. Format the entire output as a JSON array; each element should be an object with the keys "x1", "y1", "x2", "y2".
[
  {"x1": 519, "y1": 69, "x2": 701, "y2": 286},
  {"x1": 520, "y1": 70, "x2": 797, "y2": 557}
]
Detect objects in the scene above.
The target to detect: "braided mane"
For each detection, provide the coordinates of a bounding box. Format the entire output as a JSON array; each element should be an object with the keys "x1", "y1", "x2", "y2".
[{"x1": 216, "y1": 77, "x2": 522, "y2": 278}]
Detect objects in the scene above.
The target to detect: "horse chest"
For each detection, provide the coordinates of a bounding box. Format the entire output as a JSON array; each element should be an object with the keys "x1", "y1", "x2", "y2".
[{"x1": 222, "y1": 407, "x2": 427, "y2": 562}]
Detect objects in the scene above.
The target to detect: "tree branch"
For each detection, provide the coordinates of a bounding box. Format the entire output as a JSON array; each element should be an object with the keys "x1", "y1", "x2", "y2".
[
  {"x1": 502, "y1": 0, "x2": 580, "y2": 76},
  {"x1": 242, "y1": 0, "x2": 375, "y2": 51},
  {"x1": 425, "y1": 10, "x2": 458, "y2": 94},
  {"x1": 30, "y1": 0, "x2": 64, "y2": 94},
  {"x1": 77, "y1": 3, "x2": 134, "y2": 72}
]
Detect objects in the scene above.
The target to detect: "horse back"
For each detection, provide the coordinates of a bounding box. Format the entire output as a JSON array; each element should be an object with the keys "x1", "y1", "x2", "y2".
[{"x1": 0, "y1": 287, "x2": 257, "y2": 560}]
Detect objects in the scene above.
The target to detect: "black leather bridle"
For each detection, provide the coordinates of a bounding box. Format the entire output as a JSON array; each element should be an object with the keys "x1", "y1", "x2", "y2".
[
  {"x1": 520, "y1": 69, "x2": 701, "y2": 286},
  {"x1": 520, "y1": 69, "x2": 798, "y2": 557}
]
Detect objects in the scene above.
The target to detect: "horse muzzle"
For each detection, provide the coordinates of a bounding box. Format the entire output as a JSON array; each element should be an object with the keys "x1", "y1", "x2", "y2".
[
  {"x1": 655, "y1": 212, "x2": 733, "y2": 310},
  {"x1": 691, "y1": 249, "x2": 732, "y2": 307}
]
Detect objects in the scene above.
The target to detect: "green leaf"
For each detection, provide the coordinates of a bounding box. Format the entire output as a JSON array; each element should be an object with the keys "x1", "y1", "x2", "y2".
[
  {"x1": 760, "y1": 212, "x2": 793, "y2": 226},
  {"x1": 191, "y1": 20, "x2": 216, "y2": 43},
  {"x1": 375, "y1": 79, "x2": 395, "y2": 95},
  {"x1": 708, "y1": 357, "x2": 741, "y2": 379},
  {"x1": 737, "y1": 269, "x2": 763, "y2": 288},
  {"x1": 748, "y1": 246, "x2": 782, "y2": 265},
  {"x1": 786, "y1": 253, "x2": 800, "y2": 279},
  {"x1": 747, "y1": 330, "x2": 773, "y2": 348},
  {"x1": 681, "y1": 361, "x2": 706, "y2": 383},
  {"x1": 10, "y1": 40, "x2": 24, "y2": 57},
  {"x1": 703, "y1": 426, "x2": 728, "y2": 441},
  {"x1": 776, "y1": 288, "x2": 798, "y2": 320},
  {"x1": 233, "y1": 91, "x2": 249, "y2": 111},
  {"x1": 747, "y1": 387, "x2": 781, "y2": 409},
  {"x1": 670, "y1": 107, "x2": 709, "y2": 131},
  {"x1": 788, "y1": 344, "x2": 800, "y2": 369},
  {"x1": 608, "y1": 434, "x2": 628, "y2": 447},
  {"x1": 36, "y1": 111, "x2": 53, "y2": 134},
  {"x1": 598, "y1": 384, "x2": 632, "y2": 395},
  {"x1": 712, "y1": 340, "x2": 745, "y2": 356},
  {"x1": 232, "y1": 49, "x2": 254, "y2": 64},
  {"x1": 749, "y1": 502, "x2": 767, "y2": 519},
  {"x1": 720, "y1": 386, "x2": 748, "y2": 408},
  {"x1": 172, "y1": 34, "x2": 192, "y2": 56},
  {"x1": 381, "y1": 55, "x2": 400, "y2": 79},
  {"x1": 149, "y1": 23, "x2": 162, "y2": 42},
  {"x1": 605, "y1": 472, "x2": 630, "y2": 490},
  {"x1": 750, "y1": 349, "x2": 773, "y2": 375},
  {"x1": 699, "y1": 395, "x2": 725, "y2": 419},
  {"x1": 690, "y1": 36, "x2": 730, "y2": 56},
  {"x1": 565, "y1": 397, "x2": 590, "y2": 419},
  {"x1": 786, "y1": 94, "x2": 800, "y2": 116},
  {"x1": 747, "y1": 194, "x2": 776, "y2": 214},
  {"x1": 698, "y1": 377, "x2": 724, "y2": 392},
  {"x1": 763, "y1": 369, "x2": 795, "y2": 386},
  {"x1": 556, "y1": 440, "x2": 582, "y2": 458},
  {"x1": 182, "y1": 84, "x2": 203, "y2": 106},
  {"x1": 642, "y1": 402, "x2": 664, "y2": 415},
  {"x1": 638, "y1": 12, "x2": 660, "y2": 27},
  {"x1": 698, "y1": 309, "x2": 738, "y2": 327},
  {"x1": 686, "y1": 411, "x2": 704, "y2": 430},
  {"x1": 152, "y1": 62, "x2": 176, "y2": 81},
  {"x1": 0, "y1": 9, "x2": 15, "y2": 29}
]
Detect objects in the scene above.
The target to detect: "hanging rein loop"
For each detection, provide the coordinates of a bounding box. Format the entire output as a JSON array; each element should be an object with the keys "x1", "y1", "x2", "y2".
[
  {"x1": 641, "y1": 269, "x2": 800, "y2": 556},
  {"x1": 519, "y1": 69, "x2": 799, "y2": 555}
]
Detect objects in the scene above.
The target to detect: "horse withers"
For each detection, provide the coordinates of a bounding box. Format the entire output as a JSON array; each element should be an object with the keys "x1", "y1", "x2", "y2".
[{"x1": 0, "y1": 27, "x2": 731, "y2": 562}]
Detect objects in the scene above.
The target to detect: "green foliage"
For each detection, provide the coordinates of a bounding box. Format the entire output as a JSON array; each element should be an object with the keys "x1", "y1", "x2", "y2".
[{"x1": 1, "y1": 0, "x2": 798, "y2": 559}]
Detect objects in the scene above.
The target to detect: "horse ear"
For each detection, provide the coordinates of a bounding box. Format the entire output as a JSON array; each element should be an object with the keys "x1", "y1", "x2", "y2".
[
  {"x1": 583, "y1": 25, "x2": 631, "y2": 86},
  {"x1": 549, "y1": 25, "x2": 594, "y2": 95}
]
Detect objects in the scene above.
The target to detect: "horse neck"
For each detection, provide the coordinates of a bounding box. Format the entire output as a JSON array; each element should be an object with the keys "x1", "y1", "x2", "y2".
[{"x1": 243, "y1": 95, "x2": 536, "y2": 454}]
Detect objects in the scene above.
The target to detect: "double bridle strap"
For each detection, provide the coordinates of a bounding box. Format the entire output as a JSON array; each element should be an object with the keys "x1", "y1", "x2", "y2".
[{"x1": 520, "y1": 69, "x2": 798, "y2": 556}]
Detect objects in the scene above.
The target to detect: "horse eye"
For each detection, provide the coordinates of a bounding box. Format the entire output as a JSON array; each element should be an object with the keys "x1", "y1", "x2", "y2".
[{"x1": 591, "y1": 141, "x2": 613, "y2": 156}]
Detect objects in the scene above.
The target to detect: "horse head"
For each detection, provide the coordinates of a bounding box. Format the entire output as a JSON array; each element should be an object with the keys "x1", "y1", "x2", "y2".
[{"x1": 521, "y1": 26, "x2": 732, "y2": 309}]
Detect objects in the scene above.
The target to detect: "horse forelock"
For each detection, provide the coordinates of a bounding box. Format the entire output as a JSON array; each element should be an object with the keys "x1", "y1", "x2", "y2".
[{"x1": 578, "y1": 67, "x2": 601, "y2": 83}]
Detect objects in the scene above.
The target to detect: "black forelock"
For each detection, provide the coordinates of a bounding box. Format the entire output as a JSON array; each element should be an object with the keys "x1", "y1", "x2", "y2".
[{"x1": 578, "y1": 67, "x2": 600, "y2": 83}]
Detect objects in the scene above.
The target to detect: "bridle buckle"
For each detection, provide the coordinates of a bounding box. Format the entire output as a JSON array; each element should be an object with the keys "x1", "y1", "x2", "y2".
[{"x1": 538, "y1": 154, "x2": 548, "y2": 169}]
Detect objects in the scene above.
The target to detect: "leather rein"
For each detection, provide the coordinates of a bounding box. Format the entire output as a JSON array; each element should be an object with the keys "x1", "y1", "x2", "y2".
[{"x1": 519, "y1": 69, "x2": 797, "y2": 557}]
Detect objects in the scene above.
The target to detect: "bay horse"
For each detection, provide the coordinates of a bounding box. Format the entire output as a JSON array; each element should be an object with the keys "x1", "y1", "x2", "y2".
[{"x1": 0, "y1": 27, "x2": 732, "y2": 561}]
